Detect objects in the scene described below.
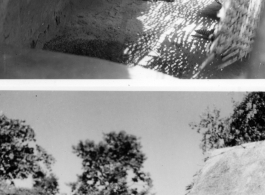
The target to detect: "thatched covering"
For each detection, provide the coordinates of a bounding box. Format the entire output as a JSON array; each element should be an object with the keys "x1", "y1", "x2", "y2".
[
  {"x1": 189, "y1": 141, "x2": 265, "y2": 195},
  {"x1": 208, "y1": 0, "x2": 265, "y2": 69}
]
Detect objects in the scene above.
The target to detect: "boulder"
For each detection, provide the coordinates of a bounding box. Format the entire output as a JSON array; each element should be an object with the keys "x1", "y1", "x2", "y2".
[{"x1": 189, "y1": 141, "x2": 265, "y2": 195}]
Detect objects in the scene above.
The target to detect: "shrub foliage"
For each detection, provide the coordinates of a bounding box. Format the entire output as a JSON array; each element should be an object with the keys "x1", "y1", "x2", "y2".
[
  {"x1": 0, "y1": 114, "x2": 58, "y2": 194},
  {"x1": 191, "y1": 92, "x2": 265, "y2": 153},
  {"x1": 70, "y1": 131, "x2": 153, "y2": 195}
]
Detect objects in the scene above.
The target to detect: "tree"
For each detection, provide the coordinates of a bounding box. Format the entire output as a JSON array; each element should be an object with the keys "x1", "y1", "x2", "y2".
[
  {"x1": 0, "y1": 114, "x2": 56, "y2": 188},
  {"x1": 190, "y1": 92, "x2": 265, "y2": 154},
  {"x1": 186, "y1": 92, "x2": 265, "y2": 195},
  {"x1": 227, "y1": 92, "x2": 265, "y2": 146},
  {"x1": 190, "y1": 107, "x2": 230, "y2": 153},
  {"x1": 33, "y1": 173, "x2": 59, "y2": 195},
  {"x1": 70, "y1": 131, "x2": 153, "y2": 195}
]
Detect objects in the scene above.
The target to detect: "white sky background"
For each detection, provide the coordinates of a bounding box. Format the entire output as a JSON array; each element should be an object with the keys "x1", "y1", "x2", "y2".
[{"x1": 0, "y1": 91, "x2": 246, "y2": 195}]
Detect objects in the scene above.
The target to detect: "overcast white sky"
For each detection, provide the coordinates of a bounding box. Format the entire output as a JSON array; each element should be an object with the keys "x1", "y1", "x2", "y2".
[{"x1": 0, "y1": 91, "x2": 246, "y2": 195}]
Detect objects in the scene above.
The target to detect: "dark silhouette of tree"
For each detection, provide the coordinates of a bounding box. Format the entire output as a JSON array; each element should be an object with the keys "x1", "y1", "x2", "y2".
[
  {"x1": 33, "y1": 173, "x2": 59, "y2": 195},
  {"x1": 226, "y1": 92, "x2": 265, "y2": 146},
  {"x1": 70, "y1": 131, "x2": 153, "y2": 195},
  {"x1": 0, "y1": 114, "x2": 56, "y2": 189},
  {"x1": 190, "y1": 92, "x2": 265, "y2": 154}
]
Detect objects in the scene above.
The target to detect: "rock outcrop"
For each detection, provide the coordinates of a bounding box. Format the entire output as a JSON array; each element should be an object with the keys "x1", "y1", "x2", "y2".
[{"x1": 188, "y1": 141, "x2": 265, "y2": 195}]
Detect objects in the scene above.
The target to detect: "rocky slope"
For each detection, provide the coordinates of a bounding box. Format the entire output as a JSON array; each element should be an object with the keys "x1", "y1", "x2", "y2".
[{"x1": 188, "y1": 141, "x2": 265, "y2": 195}]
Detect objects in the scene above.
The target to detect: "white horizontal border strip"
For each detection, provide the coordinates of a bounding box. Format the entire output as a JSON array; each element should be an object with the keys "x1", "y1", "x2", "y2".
[{"x1": 0, "y1": 80, "x2": 264, "y2": 91}]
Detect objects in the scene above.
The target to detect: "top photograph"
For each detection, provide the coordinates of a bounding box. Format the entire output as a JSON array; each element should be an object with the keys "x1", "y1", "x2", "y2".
[{"x1": 0, "y1": 0, "x2": 264, "y2": 79}]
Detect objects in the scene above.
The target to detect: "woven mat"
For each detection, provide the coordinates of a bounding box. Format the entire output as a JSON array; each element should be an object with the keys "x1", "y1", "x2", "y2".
[{"x1": 208, "y1": 0, "x2": 265, "y2": 68}]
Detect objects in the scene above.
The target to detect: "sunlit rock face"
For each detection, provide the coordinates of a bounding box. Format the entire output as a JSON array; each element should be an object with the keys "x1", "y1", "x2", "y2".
[
  {"x1": 0, "y1": 0, "x2": 71, "y2": 48},
  {"x1": 189, "y1": 141, "x2": 265, "y2": 195}
]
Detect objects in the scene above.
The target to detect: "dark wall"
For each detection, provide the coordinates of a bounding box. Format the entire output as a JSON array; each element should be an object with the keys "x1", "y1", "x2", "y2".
[{"x1": 0, "y1": 0, "x2": 72, "y2": 49}]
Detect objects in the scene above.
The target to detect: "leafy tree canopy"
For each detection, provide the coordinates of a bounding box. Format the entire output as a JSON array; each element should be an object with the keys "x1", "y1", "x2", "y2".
[
  {"x1": 33, "y1": 173, "x2": 59, "y2": 195},
  {"x1": 0, "y1": 114, "x2": 57, "y2": 192},
  {"x1": 191, "y1": 92, "x2": 265, "y2": 153},
  {"x1": 70, "y1": 131, "x2": 153, "y2": 195}
]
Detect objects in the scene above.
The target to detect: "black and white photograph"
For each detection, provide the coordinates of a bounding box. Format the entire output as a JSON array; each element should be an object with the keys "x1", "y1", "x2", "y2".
[
  {"x1": 2, "y1": 91, "x2": 265, "y2": 195},
  {"x1": 1, "y1": 0, "x2": 265, "y2": 79},
  {"x1": 1, "y1": 0, "x2": 265, "y2": 195}
]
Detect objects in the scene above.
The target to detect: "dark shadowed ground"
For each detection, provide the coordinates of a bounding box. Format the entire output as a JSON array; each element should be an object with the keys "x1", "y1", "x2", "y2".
[{"x1": 42, "y1": 0, "x2": 262, "y2": 79}]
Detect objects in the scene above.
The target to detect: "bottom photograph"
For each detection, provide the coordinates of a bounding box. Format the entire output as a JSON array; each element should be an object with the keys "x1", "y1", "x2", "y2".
[{"x1": 0, "y1": 91, "x2": 264, "y2": 195}]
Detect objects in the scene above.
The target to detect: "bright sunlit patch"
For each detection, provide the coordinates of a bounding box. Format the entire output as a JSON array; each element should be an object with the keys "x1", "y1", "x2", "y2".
[
  {"x1": 182, "y1": 23, "x2": 197, "y2": 34},
  {"x1": 182, "y1": 23, "x2": 197, "y2": 42},
  {"x1": 149, "y1": 50, "x2": 160, "y2": 56},
  {"x1": 124, "y1": 48, "x2": 129, "y2": 55},
  {"x1": 13, "y1": 176, "x2": 33, "y2": 189},
  {"x1": 158, "y1": 27, "x2": 175, "y2": 44},
  {"x1": 128, "y1": 65, "x2": 176, "y2": 79},
  {"x1": 138, "y1": 56, "x2": 153, "y2": 66},
  {"x1": 122, "y1": 0, "x2": 218, "y2": 78},
  {"x1": 181, "y1": 0, "x2": 190, "y2": 4}
]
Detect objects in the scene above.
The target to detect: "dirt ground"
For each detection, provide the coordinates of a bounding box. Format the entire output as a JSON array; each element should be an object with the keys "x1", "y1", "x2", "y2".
[{"x1": 43, "y1": 0, "x2": 248, "y2": 79}]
